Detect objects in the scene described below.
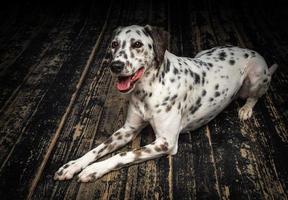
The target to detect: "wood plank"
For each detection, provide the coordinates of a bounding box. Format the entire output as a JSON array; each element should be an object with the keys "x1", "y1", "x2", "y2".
[
  {"x1": 0, "y1": 3, "x2": 94, "y2": 110},
  {"x1": 0, "y1": 16, "x2": 62, "y2": 110},
  {"x1": 0, "y1": 14, "x2": 48, "y2": 76},
  {"x1": 0, "y1": 2, "x2": 32, "y2": 46},
  {"x1": 0, "y1": 8, "x2": 88, "y2": 167},
  {"x1": 0, "y1": 2, "x2": 112, "y2": 200}
]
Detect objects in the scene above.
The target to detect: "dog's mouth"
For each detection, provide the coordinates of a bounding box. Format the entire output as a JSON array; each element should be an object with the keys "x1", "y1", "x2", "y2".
[{"x1": 116, "y1": 67, "x2": 145, "y2": 93}]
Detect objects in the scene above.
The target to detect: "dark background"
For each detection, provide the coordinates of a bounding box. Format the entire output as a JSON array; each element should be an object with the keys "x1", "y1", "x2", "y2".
[{"x1": 0, "y1": 0, "x2": 287, "y2": 199}]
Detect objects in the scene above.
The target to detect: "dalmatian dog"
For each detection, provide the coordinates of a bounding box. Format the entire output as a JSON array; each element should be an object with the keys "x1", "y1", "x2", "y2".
[{"x1": 54, "y1": 25, "x2": 278, "y2": 182}]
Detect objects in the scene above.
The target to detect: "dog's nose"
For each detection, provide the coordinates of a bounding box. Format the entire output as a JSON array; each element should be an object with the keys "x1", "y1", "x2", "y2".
[{"x1": 110, "y1": 61, "x2": 124, "y2": 74}]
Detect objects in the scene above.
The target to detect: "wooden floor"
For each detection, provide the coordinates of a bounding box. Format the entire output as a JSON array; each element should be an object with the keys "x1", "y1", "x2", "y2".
[{"x1": 0, "y1": 0, "x2": 288, "y2": 199}]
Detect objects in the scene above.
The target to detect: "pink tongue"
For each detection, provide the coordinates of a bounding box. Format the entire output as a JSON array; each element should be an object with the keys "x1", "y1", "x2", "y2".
[
  {"x1": 116, "y1": 67, "x2": 145, "y2": 92},
  {"x1": 132, "y1": 67, "x2": 144, "y2": 81},
  {"x1": 116, "y1": 76, "x2": 132, "y2": 91}
]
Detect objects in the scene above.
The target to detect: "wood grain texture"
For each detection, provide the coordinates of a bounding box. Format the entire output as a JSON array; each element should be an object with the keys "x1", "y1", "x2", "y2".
[{"x1": 0, "y1": 0, "x2": 287, "y2": 199}]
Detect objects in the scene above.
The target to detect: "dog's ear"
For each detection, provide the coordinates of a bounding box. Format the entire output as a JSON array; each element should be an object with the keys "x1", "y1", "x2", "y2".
[
  {"x1": 103, "y1": 26, "x2": 122, "y2": 67},
  {"x1": 144, "y1": 25, "x2": 170, "y2": 65}
]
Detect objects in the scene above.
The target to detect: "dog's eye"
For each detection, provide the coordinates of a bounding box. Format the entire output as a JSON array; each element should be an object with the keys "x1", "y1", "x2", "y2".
[
  {"x1": 111, "y1": 41, "x2": 119, "y2": 48},
  {"x1": 132, "y1": 41, "x2": 143, "y2": 48}
]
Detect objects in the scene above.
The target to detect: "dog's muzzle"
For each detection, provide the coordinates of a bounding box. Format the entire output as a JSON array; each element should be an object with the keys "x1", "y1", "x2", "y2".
[{"x1": 110, "y1": 61, "x2": 124, "y2": 74}]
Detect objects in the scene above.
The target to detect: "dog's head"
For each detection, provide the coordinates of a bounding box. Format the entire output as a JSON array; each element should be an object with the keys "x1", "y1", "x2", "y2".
[{"x1": 106, "y1": 25, "x2": 169, "y2": 93}]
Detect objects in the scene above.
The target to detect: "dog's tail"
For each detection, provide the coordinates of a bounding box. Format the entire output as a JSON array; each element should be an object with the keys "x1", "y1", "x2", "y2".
[{"x1": 269, "y1": 63, "x2": 278, "y2": 75}]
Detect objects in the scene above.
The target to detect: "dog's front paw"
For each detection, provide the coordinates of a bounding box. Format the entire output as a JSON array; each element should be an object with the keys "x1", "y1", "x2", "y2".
[
  {"x1": 54, "y1": 160, "x2": 84, "y2": 181},
  {"x1": 77, "y1": 162, "x2": 109, "y2": 182},
  {"x1": 238, "y1": 106, "x2": 253, "y2": 121}
]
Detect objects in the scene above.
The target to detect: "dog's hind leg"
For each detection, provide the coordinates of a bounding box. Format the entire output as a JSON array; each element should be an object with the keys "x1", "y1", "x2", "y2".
[{"x1": 238, "y1": 56, "x2": 278, "y2": 121}]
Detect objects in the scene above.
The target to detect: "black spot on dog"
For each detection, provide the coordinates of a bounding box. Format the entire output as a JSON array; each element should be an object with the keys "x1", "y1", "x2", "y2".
[
  {"x1": 143, "y1": 147, "x2": 152, "y2": 153},
  {"x1": 154, "y1": 146, "x2": 162, "y2": 152},
  {"x1": 194, "y1": 73, "x2": 200, "y2": 84},
  {"x1": 126, "y1": 30, "x2": 131, "y2": 34},
  {"x1": 160, "y1": 143, "x2": 169, "y2": 151},
  {"x1": 114, "y1": 131, "x2": 121, "y2": 136},
  {"x1": 210, "y1": 98, "x2": 214, "y2": 102},
  {"x1": 244, "y1": 53, "x2": 249, "y2": 58},
  {"x1": 171, "y1": 94, "x2": 178, "y2": 100},
  {"x1": 136, "y1": 30, "x2": 141, "y2": 36},
  {"x1": 120, "y1": 152, "x2": 127, "y2": 156},
  {"x1": 202, "y1": 72, "x2": 206, "y2": 85},
  {"x1": 166, "y1": 59, "x2": 171, "y2": 72},
  {"x1": 190, "y1": 103, "x2": 201, "y2": 114},
  {"x1": 173, "y1": 67, "x2": 179, "y2": 74},
  {"x1": 202, "y1": 90, "x2": 206, "y2": 96},
  {"x1": 63, "y1": 164, "x2": 69, "y2": 169},
  {"x1": 123, "y1": 52, "x2": 128, "y2": 59},
  {"x1": 215, "y1": 91, "x2": 220, "y2": 97},
  {"x1": 170, "y1": 78, "x2": 175, "y2": 83},
  {"x1": 263, "y1": 78, "x2": 268, "y2": 83},
  {"x1": 215, "y1": 84, "x2": 219, "y2": 90},
  {"x1": 184, "y1": 69, "x2": 188, "y2": 75},
  {"x1": 166, "y1": 105, "x2": 172, "y2": 112},
  {"x1": 184, "y1": 93, "x2": 187, "y2": 101},
  {"x1": 229, "y1": 60, "x2": 235, "y2": 65},
  {"x1": 98, "y1": 145, "x2": 107, "y2": 154},
  {"x1": 196, "y1": 97, "x2": 201, "y2": 105},
  {"x1": 219, "y1": 52, "x2": 227, "y2": 61},
  {"x1": 164, "y1": 96, "x2": 170, "y2": 101},
  {"x1": 178, "y1": 102, "x2": 181, "y2": 109},
  {"x1": 161, "y1": 71, "x2": 165, "y2": 79},
  {"x1": 122, "y1": 41, "x2": 126, "y2": 49},
  {"x1": 208, "y1": 63, "x2": 213, "y2": 67},
  {"x1": 57, "y1": 170, "x2": 63, "y2": 176}
]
